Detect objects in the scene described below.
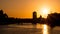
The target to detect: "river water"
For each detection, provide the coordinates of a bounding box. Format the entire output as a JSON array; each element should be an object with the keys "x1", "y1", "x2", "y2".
[{"x1": 0, "y1": 23, "x2": 60, "y2": 34}]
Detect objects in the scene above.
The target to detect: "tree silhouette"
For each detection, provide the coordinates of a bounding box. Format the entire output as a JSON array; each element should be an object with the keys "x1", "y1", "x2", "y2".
[
  {"x1": 47, "y1": 13, "x2": 60, "y2": 28},
  {"x1": 4, "y1": 13, "x2": 8, "y2": 18}
]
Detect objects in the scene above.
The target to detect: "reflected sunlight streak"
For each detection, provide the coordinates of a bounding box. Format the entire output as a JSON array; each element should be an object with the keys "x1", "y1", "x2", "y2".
[{"x1": 43, "y1": 24, "x2": 48, "y2": 34}]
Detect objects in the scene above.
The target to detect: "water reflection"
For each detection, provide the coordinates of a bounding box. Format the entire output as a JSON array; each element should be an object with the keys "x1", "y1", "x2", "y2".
[
  {"x1": 9, "y1": 24, "x2": 48, "y2": 34},
  {"x1": 42, "y1": 24, "x2": 49, "y2": 34},
  {"x1": 36, "y1": 24, "x2": 49, "y2": 34},
  {"x1": 36, "y1": 23, "x2": 42, "y2": 29},
  {"x1": 0, "y1": 23, "x2": 60, "y2": 34}
]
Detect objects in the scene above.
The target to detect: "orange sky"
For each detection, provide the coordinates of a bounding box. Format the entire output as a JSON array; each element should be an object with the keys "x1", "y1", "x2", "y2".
[{"x1": 0, "y1": 0, "x2": 60, "y2": 18}]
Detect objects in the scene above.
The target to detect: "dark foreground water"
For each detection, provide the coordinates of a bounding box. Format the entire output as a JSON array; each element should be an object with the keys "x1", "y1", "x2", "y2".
[{"x1": 0, "y1": 23, "x2": 60, "y2": 34}]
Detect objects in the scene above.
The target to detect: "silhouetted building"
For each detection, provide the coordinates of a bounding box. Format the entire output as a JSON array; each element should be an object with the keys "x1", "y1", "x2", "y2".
[
  {"x1": 33, "y1": 11, "x2": 37, "y2": 19},
  {"x1": 33, "y1": 11, "x2": 37, "y2": 24}
]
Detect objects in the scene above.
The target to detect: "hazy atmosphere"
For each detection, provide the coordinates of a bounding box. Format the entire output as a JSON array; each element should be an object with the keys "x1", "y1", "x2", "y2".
[
  {"x1": 0, "y1": 0, "x2": 60, "y2": 34},
  {"x1": 0, "y1": 0, "x2": 60, "y2": 18}
]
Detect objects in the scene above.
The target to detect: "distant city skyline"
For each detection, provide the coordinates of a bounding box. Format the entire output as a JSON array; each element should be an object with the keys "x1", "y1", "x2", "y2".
[{"x1": 0, "y1": 0, "x2": 60, "y2": 18}]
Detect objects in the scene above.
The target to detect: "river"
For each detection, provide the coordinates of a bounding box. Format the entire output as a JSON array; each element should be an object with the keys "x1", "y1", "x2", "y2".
[{"x1": 0, "y1": 23, "x2": 60, "y2": 34}]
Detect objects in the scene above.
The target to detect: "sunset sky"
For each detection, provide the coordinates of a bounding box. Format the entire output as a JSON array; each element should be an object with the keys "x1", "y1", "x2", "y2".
[{"x1": 0, "y1": 0, "x2": 60, "y2": 18}]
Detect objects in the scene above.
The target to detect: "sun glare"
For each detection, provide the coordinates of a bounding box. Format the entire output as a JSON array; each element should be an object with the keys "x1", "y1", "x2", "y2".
[{"x1": 40, "y1": 6, "x2": 50, "y2": 18}]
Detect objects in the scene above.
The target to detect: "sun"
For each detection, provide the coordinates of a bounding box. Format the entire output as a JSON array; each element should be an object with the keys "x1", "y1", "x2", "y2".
[{"x1": 40, "y1": 6, "x2": 50, "y2": 18}]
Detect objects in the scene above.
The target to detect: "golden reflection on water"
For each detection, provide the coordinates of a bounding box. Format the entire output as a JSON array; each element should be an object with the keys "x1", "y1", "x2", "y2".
[
  {"x1": 36, "y1": 24, "x2": 49, "y2": 34},
  {"x1": 8, "y1": 24, "x2": 49, "y2": 34},
  {"x1": 42, "y1": 24, "x2": 48, "y2": 34},
  {"x1": 36, "y1": 23, "x2": 42, "y2": 28}
]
